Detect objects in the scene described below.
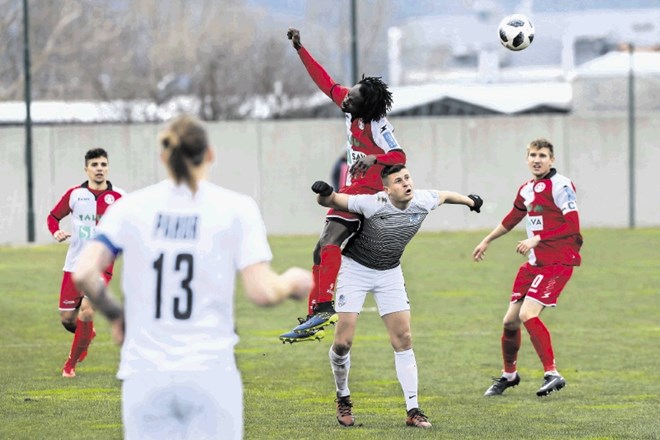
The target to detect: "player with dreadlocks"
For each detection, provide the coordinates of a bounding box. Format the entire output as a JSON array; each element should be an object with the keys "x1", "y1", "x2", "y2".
[{"x1": 280, "y1": 28, "x2": 407, "y2": 343}]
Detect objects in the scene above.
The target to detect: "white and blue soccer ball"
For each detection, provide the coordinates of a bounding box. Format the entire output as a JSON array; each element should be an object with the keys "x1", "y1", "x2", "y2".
[{"x1": 498, "y1": 14, "x2": 534, "y2": 51}]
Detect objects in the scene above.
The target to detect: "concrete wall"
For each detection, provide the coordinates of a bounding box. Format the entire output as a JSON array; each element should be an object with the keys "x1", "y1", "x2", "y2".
[{"x1": 1, "y1": 113, "x2": 658, "y2": 245}]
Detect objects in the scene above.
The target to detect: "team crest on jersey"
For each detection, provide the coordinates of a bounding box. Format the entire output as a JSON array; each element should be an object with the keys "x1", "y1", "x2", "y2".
[
  {"x1": 358, "y1": 120, "x2": 365, "y2": 130},
  {"x1": 104, "y1": 194, "x2": 116, "y2": 204},
  {"x1": 409, "y1": 213, "x2": 421, "y2": 223},
  {"x1": 534, "y1": 182, "x2": 546, "y2": 193}
]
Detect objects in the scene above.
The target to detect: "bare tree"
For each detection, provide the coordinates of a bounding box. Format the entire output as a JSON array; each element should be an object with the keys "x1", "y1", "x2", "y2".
[{"x1": 0, "y1": 0, "x2": 387, "y2": 120}]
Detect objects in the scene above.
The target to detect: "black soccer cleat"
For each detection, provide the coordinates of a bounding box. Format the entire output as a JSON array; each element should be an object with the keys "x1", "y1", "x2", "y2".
[
  {"x1": 484, "y1": 373, "x2": 521, "y2": 396},
  {"x1": 536, "y1": 373, "x2": 566, "y2": 397}
]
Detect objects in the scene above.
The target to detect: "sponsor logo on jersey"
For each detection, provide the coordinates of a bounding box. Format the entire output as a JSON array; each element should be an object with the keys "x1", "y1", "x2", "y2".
[
  {"x1": 534, "y1": 182, "x2": 546, "y2": 193},
  {"x1": 527, "y1": 216, "x2": 544, "y2": 231},
  {"x1": 78, "y1": 225, "x2": 96, "y2": 239},
  {"x1": 63, "y1": 300, "x2": 77, "y2": 305},
  {"x1": 349, "y1": 150, "x2": 366, "y2": 164},
  {"x1": 382, "y1": 132, "x2": 398, "y2": 149},
  {"x1": 77, "y1": 197, "x2": 92, "y2": 201},
  {"x1": 78, "y1": 214, "x2": 101, "y2": 222},
  {"x1": 104, "y1": 194, "x2": 116, "y2": 204}
]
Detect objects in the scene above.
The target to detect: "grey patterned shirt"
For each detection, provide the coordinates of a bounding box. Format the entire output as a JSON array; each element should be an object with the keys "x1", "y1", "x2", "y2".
[{"x1": 344, "y1": 190, "x2": 439, "y2": 270}]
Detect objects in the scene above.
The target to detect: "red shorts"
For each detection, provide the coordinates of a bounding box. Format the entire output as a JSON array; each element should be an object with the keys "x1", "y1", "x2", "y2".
[
  {"x1": 326, "y1": 184, "x2": 381, "y2": 223},
  {"x1": 510, "y1": 262, "x2": 574, "y2": 307},
  {"x1": 59, "y1": 271, "x2": 112, "y2": 311}
]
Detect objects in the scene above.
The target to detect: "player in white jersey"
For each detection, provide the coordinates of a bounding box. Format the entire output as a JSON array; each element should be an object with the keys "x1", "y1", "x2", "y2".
[
  {"x1": 309, "y1": 164, "x2": 483, "y2": 428},
  {"x1": 72, "y1": 115, "x2": 312, "y2": 440}
]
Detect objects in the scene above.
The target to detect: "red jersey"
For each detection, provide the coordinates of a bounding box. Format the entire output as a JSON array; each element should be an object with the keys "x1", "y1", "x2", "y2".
[
  {"x1": 47, "y1": 181, "x2": 125, "y2": 274},
  {"x1": 501, "y1": 169, "x2": 582, "y2": 266},
  {"x1": 298, "y1": 47, "x2": 406, "y2": 192}
]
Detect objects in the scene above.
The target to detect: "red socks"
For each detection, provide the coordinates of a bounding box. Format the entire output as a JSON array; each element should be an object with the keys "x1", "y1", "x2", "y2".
[
  {"x1": 524, "y1": 317, "x2": 556, "y2": 372},
  {"x1": 306, "y1": 245, "x2": 342, "y2": 315},
  {"x1": 317, "y1": 245, "x2": 342, "y2": 304},
  {"x1": 501, "y1": 328, "x2": 521, "y2": 373},
  {"x1": 69, "y1": 319, "x2": 94, "y2": 366}
]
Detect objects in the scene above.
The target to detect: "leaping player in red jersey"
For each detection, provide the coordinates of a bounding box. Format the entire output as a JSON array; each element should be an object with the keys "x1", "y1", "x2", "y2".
[
  {"x1": 473, "y1": 138, "x2": 583, "y2": 397},
  {"x1": 279, "y1": 28, "x2": 407, "y2": 343},
  {"x1": 47, "y1": 148, "x2": 125, "y2": 377}
]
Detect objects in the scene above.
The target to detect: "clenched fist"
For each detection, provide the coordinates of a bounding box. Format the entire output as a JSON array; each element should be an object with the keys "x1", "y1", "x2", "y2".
[{"x1": 287, "y1": 27, "x2": 302, "y2": 50}]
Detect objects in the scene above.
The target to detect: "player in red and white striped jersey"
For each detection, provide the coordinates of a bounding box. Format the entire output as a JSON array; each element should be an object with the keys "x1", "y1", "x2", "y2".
[
  {"x1": 280, "y1": 28, "x2": 407, "y2": 342},
  {"x1": 473, "y1": 138, "x2": 583, "y2": 397},
  {"x1": 47, "y1": 148, "x2": 125, "y2": 377}
]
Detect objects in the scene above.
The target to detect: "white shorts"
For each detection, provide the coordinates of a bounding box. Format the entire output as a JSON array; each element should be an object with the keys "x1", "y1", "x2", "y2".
[
  {"x1": 122, "y1": 369, "x2": 243, "y2": 440},
  {"x1": 335, "y1": 256, "x2": 410, "y2": 316}
]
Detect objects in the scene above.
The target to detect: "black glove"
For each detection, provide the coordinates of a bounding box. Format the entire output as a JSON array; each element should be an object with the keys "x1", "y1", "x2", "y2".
[
  {"x1": 311, "y1": 181, "x2": 334, "y2": 197},
  {"x1": 468, "y1": 194, "x2": 483, "y2": 213}
]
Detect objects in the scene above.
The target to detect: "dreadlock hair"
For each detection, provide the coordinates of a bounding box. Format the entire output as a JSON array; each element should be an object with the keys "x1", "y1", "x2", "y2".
[{"x1": 357, "y1": 75, "x2": 393, "y2": 122}]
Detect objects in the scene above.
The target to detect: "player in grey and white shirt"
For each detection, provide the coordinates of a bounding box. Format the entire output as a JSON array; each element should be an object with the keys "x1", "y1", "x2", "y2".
[{"x1": 310, "y1": 163, "x2": 483, "y2": 429}]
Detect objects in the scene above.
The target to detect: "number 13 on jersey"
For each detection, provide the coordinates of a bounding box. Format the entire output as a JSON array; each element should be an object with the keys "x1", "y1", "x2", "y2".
[{"x1": 152, "y1": 252, "x2": 194, "y2": 320}]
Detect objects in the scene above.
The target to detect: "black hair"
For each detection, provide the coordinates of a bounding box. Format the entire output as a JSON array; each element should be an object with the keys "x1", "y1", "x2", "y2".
[
  {"x1": 357, "y1": 75, "x2": 393, "y2": 122},
  {"x1": 159, "y1": 115, "x2": 209, "y2": 186},
  {"x1": 380, "y1": 163, "x2": 407, "y2": 180},
  {"x1": 84, "y1": 148, "x2": 108, "y2": 166}
]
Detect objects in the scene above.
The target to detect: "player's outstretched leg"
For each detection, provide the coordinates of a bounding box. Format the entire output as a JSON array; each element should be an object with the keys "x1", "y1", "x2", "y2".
[{"x1": 293, "y1": 244, "x2": 342, "y2": 332}]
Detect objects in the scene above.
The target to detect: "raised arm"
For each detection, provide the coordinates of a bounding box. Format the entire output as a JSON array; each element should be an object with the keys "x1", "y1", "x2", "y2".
[
  {"x1": 287, "y1": 27, "x2": 346, "y2": 106},
  {"x1": 436, "y1": 191, "x2": 483, "y2": 212},
  {"x1": 311, "y1": 180, "x2": 350, "y2": 211}
]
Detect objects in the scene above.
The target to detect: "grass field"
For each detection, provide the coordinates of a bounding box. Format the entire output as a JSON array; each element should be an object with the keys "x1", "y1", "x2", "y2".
[{"x1": 1, "y1": 228, "x2": 659, "y2": 440}]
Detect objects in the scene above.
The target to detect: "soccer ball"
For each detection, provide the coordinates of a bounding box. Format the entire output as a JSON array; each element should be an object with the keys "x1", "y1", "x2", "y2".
[{"x1": 498, "y1": 14, "x2": 534, "y2": 51}]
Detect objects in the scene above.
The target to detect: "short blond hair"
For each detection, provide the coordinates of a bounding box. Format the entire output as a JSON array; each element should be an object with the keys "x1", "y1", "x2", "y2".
[{"x1": 527, "y1": 138, "x2": 554, "y2": 158}]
